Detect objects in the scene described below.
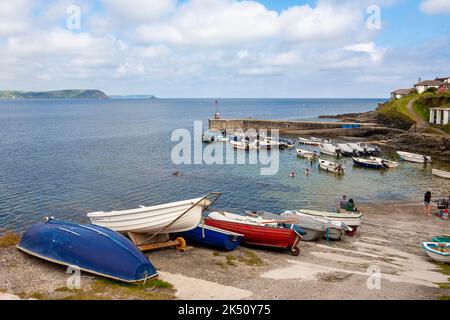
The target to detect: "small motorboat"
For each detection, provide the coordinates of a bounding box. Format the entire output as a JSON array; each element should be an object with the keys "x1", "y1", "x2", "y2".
[
  {"x1": 296, "y1": 148, "x2": 319, "y2": 159},
  {"x1": 397, "y1": 151, "x2": 431, "y2": 163},
  {"x1": 352, "y1": 157, "x2": 384, "y2": 169},
  {"x1": 87, "y1": 196, "x2": 211, "y2": 234},
  {"x1": 17, "y1": 217, "x2": 158, "y2": 282},
  {"x1": 203, "y1": 130, "x2": 229, "y2": 143},
  {"x1": 230, "y1": 140, "x2": 259, "y2": 150},
  {"x1": 336, "y1": 143, "x2": 356, "y2": 157},
  {"x1": 422, "y1": 242, "x2": 450, "y2": 263},
  {"x1": 318, "y1": 158, "x2": 345, "y2": 174},
  {"x1": 432, "y1": 169, "x2": 450, "y2": 179},
  {"x1": 284, "y1": 210, "x2": 349, "y2": 240},
  {"x1": 319, "y1": 143, "x2": 340, "y2": 156},
  {"x1": 370, "y1": 157, "x2": 399, "y2": 168},
  {"x1": 359, "y1": 143, "x2": 380, "y2": 156},
  {"x1": 206, "y1": 211, "x2": 302, "y2": 256},
  {"x1": 279, "y1": 138, "x2": 295, "y2": 149},
  {"x1": 310, "y1": 136, "x2": 330, "y2": 143},
  {"x1": 299, "y1": 137, "x2": 321, "y2": 146},
  {"x1": 347, "y1": 143, "x2": 365, "y2": 155},
  {"x1": 298, "y1": 209, "x2": 362, "y2": 236},
  {"x1": 177, "y1": 223, "x2": 243, "y2": 251},
  {"x1": 432, "y1": 235, "x2": 450, "y2": 243}
]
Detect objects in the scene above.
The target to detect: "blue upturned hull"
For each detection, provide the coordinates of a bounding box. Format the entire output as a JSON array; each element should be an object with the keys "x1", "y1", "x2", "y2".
[
  {"x1": 178, "y1": 224, "x2": 243, "y2": 251},
  {"x1": 353, "y1": 158, "x2": 384, "y2": 169},
  {"x1": 18, "y1": 218, "x2": 158, "y2": 282}
]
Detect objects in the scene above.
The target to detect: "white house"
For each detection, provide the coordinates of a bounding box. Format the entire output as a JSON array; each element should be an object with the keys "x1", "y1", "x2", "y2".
[
  {"x1": 390, "y1": 88, "x2": 413, "y2": 100},
  {"x1": 415, "y1": 80, "x2": 443, "y2": 94},
  {"x1": 429, "y1": 107, "x2": 450, "y2": 126}
]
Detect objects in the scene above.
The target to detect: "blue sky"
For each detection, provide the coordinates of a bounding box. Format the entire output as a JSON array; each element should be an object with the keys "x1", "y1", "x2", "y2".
[{"x1": 1, "y1": 0, "x2": 449, "y2": 98}]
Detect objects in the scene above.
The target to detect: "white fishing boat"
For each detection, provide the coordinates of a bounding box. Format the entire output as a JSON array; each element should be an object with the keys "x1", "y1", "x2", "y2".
[
  {"x1": 296, "y1": 148, "x2": 319, "y2": 159},
  {"x1": 298, "y1": 209, "x2": 362, "y2": 228},
  {"x1": 397, "y1": 151, "x2": 431, "y2": 163},
  {"x1": 209, "y1": 211, "x2": 280, "y2": 227},
  {"x1": 336, "y1": 143, "x2": 355, "y2": 156},
  {"x1": 319, "y1": 143, "x2": 340, "y2": 156},
  {"x1": 318, "y1": 158, "x2": 345, "y2": 174},
  {"x1": 432, "y1": 169, "x2": 450, "y2": 179},
  {"x1": 284, "y1": 210, "x2": 350, "y2": 240},
  {"x1": 347, "y1": 143, "x2": 365, "y2": 155},
  {"x1": 310, "y1": 137, "x2": 330, "y2": 143},
  {"x1": 87, "y1": 197, "x2": 211, "y2": 234},
  {"x1": 257, "y1": 137, "x2": 282, "y2": 149},
  {"x1": 230, "y1": 140, "x2": 259, "y2": 150},
  {"x1": 370, "y1": 157, "x2": 399, "y2": 168},
  {"x1": 298, "y1": 137, "x2": 321, "y2": 146},
  {"x1": 422, "y1": 242, "x2": 450, "y2": 263}
]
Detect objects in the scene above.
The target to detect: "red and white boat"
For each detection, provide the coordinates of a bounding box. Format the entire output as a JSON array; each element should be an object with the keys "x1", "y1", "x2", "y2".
[{"x1": 205, "y1": 211, "x2": 302, "y2": 256}]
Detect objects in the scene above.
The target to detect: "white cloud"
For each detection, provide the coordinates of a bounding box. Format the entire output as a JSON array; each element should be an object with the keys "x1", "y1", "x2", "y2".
[
  {"x1": 0, "y1": 1, "x2": 31, "y2": 36},
  {"x1": 345, "y1": 42, "x2": 386, "y2": 62},
  {"x1": 102, "y1": 0, "x2": 176, "y2": 23},
  {"x1": 420, "y1": 0, "x2": 450, "y2": 14},
  {"x1": 136, "y1": 0, "x2": 280, "y2": 46}
]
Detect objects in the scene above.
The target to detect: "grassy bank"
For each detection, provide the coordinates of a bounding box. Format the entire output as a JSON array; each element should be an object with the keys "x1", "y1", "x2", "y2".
[
  {"x1": 376, "y1": 92, "x2": 450, "y2": 133},
  {"x1": 376, "y1": 94, "x2": 417, "y2": 129}
]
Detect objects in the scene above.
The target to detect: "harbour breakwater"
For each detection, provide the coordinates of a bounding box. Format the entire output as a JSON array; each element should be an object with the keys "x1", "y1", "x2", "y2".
[{"x1": 208, "y1": 118, "x2": 401, "y2": 137}]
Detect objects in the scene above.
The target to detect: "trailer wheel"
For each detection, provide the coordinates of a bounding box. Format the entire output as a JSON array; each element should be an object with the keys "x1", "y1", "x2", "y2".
[
  {"x1": 291, "y1": 246, "x2": 300, "y2": 256},
  {"x1": 175, "y1": 237, "x2": 187, "y2": 251}
]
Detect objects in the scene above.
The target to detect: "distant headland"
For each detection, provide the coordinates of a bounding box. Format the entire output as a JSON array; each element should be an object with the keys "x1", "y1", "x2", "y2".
[{"x1": 0, "y1": 90, "x2": 109, "y2": 100}]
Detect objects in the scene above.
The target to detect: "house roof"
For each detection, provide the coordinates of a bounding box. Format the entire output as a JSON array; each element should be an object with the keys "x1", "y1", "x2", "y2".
[
  {"x1": 435, "y1": 76, "x2": 450, "y2": 82},
  {"x1": 391, "y1": 88, "x2": 413, "y2": 95},
  {"x1": 415, "y1": 80, "x2": 443, "y2": 86},
  {"x1": 430, "y1": 107, "x2": 450, "y2": 110}
]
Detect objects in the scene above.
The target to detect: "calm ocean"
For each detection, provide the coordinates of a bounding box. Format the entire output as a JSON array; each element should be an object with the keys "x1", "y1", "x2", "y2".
[{"x1": 0, "y1": 98, "x2": 448, "y2": 232}]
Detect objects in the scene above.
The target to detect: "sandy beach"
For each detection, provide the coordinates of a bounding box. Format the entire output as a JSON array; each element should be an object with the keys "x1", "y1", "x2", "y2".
[{"x1": 1, "y1": 202, "x2": 449, "y2": 300}]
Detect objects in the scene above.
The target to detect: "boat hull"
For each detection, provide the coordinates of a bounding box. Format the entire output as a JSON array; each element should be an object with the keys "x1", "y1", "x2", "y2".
[
  {"x1": 397, "y1": 151, "x2": 431, "y2": 163},
  {"x1": 352, "y1": 157, "x2": 384, "y2": 169},
  {"x1": 432, "y1": 169, "x2": 450, "y2": 179},
  {"x1": 205, "y1": 218, "x2": 301, "y2": 253},
  {"x1": 432, "y1": 236, "x2": 450, "y2": 243},
  {"x1": 87, "y1": 198, "x2": 205, "y2": 234},
  {"x1": 17, "y1": 218, "x2": 158, "y2": 282},
  {"x1": 177, "y1": 224, "x2": 243, "y2": 251},
  {"x1": 422, "y1": 242, "x2": 450, "y2": 263}
]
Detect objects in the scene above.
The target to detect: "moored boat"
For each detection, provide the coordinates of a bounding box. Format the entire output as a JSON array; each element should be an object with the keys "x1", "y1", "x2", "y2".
[
  {"x1": 432, "y1": 169, "x2": 450, "y2": 179},
  {"x1": 230, "y1": 140, "x2": 259, "y2": 150},
  {"x1": 352, "y1": 157, "x2": 384, "y2": 169},
  {"x1": 299, "y1": 137, "x2": 321, "y2": 146},
  {"x1": 318, "y1": 158, "x2": 345, "y2": 174},
  {"x1": 279, "y1": 138, "x2": 295, "y2": 149},
  {"x1": 17, "y1": 217, "x2": 158, "y2": 282},
  {"x1": 369, "y1": 157, "x2": 399, "y2": 168},
  {"x1": 347, "y1": 143, "x2": 365, "y2": 155},
  {"x1": 177, "y1": 223, "x2": 243, "y2": 251},
  {"x1": 397, "y1": 151, "x2": 431, "y2": 163},
  {"x1": 319, "y1": 143, "x2": 340, "y2": 156},
  {"x1": 87, "y1": 197, "x2": 211, "y2": 234},
  {"x1": 336, "y1": 143, "x2": 356, "y2": 157},
  {"x1": 422, "y1": 242, "x2": 450, "y2": 263},
  {"x1": 206, "y1": 211, "x2": 302, "y2": 255},
  {"x1": 296, "y1": 148, "x2": 319, "y2": 159}
]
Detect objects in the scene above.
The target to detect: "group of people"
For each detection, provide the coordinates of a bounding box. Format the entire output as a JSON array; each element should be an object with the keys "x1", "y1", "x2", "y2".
[{"x1": 339, "y1": 195, "x2": 358, "y2": 212}]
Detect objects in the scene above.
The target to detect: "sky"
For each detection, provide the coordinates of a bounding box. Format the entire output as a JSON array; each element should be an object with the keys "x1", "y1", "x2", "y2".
[{"x1": 0, "y1": 0, "x2": 449, "y2": 98}]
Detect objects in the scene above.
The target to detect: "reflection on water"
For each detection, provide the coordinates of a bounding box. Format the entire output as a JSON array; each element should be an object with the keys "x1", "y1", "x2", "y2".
[{"x1": 0, "y1": 98, "x2": 448, "y2": 232}]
